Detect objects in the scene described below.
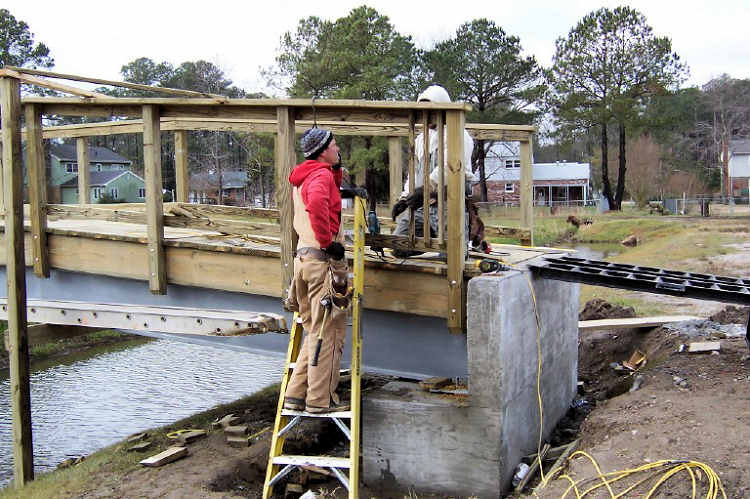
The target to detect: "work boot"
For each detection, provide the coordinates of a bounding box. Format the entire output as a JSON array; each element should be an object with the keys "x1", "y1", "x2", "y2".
[
  {"x1": 305, "y1": 400, "x2": 350, "y2": 414},
  {"x1": 283, "y1": 397, "x2": 305, "y2": 411}
]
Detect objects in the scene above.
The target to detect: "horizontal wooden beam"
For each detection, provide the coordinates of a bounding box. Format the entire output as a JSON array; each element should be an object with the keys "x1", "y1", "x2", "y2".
[{"x1": 0, "y1": 68, "x2": 109, "y2": 98}]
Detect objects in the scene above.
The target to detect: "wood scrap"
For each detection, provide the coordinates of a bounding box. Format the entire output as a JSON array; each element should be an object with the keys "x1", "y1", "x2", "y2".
[
  {"x1": 418, "y1": 377, "x2": 451, "y2": 391},
  {"x1": 515, "y1": 443, "x2": 550, "y2": 493},
  {"x1": 688, "y1": 341, "x2": 721, "y2": 353},
  {"x1": 533, "y1": 439, "x2": 579, "y2": 493},
  {"x1": 139, "y1": 446, "x2": 188, "y2": 467},
  {"x1": 126, "y1": 441, "x2": 153, "y2": 452},
  {"x1": 226, "y1": 436, "x2": 251, "y2": 448},
  {"x1": 211, "y1": 414, "x2": 240, "y2": 429},
  {"x1": 224, "y1": 425, "x2": 249, "y2": 436}
]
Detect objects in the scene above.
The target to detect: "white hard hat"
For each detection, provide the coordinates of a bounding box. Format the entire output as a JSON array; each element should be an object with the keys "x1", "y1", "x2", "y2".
[{"x1": 417, "y1": 85, "x2": 451, "y2": 103}]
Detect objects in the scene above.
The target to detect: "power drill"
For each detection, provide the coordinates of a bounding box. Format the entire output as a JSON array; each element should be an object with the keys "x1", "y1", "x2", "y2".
[{"x1": 367, "y1": 209, "x2": 383, "y2": 255}]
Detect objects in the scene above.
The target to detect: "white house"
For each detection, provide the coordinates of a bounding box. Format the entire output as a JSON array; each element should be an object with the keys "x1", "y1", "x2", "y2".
[
  {"x1": 727, "y1": 139, "x2": 750, "y2": 196},
  {"x1": 476, "y1": 142, "x2": 590, "y2": 205}
]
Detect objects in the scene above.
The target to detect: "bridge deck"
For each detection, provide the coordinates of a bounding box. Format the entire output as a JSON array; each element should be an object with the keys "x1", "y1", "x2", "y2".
[{"x1": 1, "y1": 214, "x2": 555, "y2": 319}]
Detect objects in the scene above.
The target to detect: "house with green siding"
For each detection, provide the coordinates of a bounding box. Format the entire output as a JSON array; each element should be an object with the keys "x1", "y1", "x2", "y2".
[{"x1": 48, "y1": 143, "x2": 145, "y2": 203}]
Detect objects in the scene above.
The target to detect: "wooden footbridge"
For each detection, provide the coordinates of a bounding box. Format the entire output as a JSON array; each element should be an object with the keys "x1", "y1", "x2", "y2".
[{"x1": 0, "y1": 68, "x2": 541, "y2": 488}]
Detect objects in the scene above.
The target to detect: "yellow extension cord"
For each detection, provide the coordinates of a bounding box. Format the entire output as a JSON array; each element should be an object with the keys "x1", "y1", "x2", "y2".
[{"x1": 506, "y1": 264, "x2": 727, "y2": 499}]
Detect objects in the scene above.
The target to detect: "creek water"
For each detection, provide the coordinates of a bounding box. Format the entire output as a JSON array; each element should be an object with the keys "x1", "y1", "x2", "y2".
[{"x1": 0, "y1": 338, "x2": 284, "y2": 486}]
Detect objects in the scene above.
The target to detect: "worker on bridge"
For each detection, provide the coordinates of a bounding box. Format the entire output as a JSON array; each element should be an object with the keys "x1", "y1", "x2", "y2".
[{"x1": 283, "y1": 127, "x2": 364, "y2": 414}]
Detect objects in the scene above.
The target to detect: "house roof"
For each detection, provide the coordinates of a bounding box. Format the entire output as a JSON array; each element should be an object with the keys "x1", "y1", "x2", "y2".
[
  {"x1": 486, "y1": 162, "x2": 590, "y2": 182},
  {"x1": 60, "y1": 170, "x2": 143, "y2": 188},
  {"x1": 730, "y1": 139, "x2": 750, "y2": 155},
  {"x1": 50, "y1": 143, "x2": 132, "y2": 164}
]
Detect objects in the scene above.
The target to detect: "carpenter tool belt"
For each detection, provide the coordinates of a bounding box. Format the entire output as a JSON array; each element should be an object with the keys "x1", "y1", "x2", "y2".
[{"x1": 295, "y1": 247, "x2": 329, "y2": 261}]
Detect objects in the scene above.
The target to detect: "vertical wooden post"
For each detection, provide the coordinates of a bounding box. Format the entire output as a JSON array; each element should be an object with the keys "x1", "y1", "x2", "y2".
[
  {"x1": 276, "y1": 106, "x2": 296, "y2": 298},
  {"x1": 520, "y1": 136, "x2": 534, "y2": 245},
  {"x1": 355, "y1": 165, "x2": 366, "y2": 187},
  {"x1": 76, "y1": 137, "x2": 90, "y2": 204},
  {"x1": 24, "y1": 104, "x2": 49, "y2": 277},
  {"x1": 1, "y1": 76, "x2": 34, "y2": 487},
  {"x1": 421, "y1": 111, "x2": 431, "y2": 247},
  {"x1": 408, "y1": 112, "x2": 416, "y2": 244},
  {"x1": 436, "y1": 111, "x2": 445, "y2": 243},
  {"x1": 388, "y1": 136, "x2": 402, "y2": 208},
  {"x1": 446, "y1": 110, "x2": 466, "y2": 334},
  {"x1": 143, "y1": 105, "x2": 166, "y2": 294},
  {"x1": 174, "y1": 130, "x2": 189, "y2": 203}
]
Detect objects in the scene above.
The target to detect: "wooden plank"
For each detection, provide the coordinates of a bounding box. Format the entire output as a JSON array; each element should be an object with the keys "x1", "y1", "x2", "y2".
[
  {"x1": 515, "y1": 443, "x2": 550, "y2": 493},
  {"x1": 446, "y1": 110, "x2": 466, "y2": 333},
  {"x1": 41, "y1": 103, "x2": 143, "y2": 119},
  {"x1": 1, "y1": 76, "x2": 33, "y2": 486},
  {"x1": 142, "y1": 105, "x2": 166, "y2": 294},
  {"x1": 174, "y1": 130, "x2": 189, "y2": 203},
  {"x1": 436, "y1": 111, "x2": 445, "y2": 243},
  {"x1": 276, "y1": 107, "x2": 296, "y2": 301},
  {"x1": 139, "y1": 446, "x2": 188, "y2": 467},
  {"x1": 422, "y1": 110, "x2": 431, "y2": 248},
  {"x1": 688, "y1": 341, "x2": 721, "y2": 353},
  {"x1": 24, "y1": 103, "x2": 49, "y2": 277},
  {"x1": 76, "y1": 137, "x2": 90, "y2": 205},
  {"x1": 7, "y1": 66, "x2": 227, "y2": 100},
  {"x1": 388, "y1": 136, "x2": 402, "y2": 207},
  {"x1": 408, "y1": 111, "x2": 416, "y2": 244},
  {"x1": 0, "y1": 68, "x2": 108, "y2": 98},
  {"x1": 579, "y1": 316, "x2": 701, "y2": 331},
  {"x1": 535, "y1": 439, "x2": 579, "y2": 492},
  {"x1": 365, "y1": 233, "x2": 445, "y2": 252},
  {"x1": 519, "y1": 138, "x2": 534, "y2": 245}
]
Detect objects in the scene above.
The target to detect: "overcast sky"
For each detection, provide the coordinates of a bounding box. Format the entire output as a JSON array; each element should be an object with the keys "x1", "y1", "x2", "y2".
[{"x1": 5, "y1": 0, "x2": 748, "y2": 95}]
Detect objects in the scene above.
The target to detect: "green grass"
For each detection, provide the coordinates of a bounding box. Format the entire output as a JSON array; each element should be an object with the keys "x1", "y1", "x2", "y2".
[{"x1": 0, "y1": 384, "x2": 280, "y2": 498}]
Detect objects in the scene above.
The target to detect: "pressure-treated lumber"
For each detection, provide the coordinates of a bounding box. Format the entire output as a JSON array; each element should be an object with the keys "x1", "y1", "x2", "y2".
[
  {"x1": 24, "y1": 103, "x2": 49, "y2": 277},
  {"x1": 76, "y1": 137, "x2": 90, "y2": 205},
  {"x1": 388, "y1": 136, "x2": 402, "y2": 207},
  {"x1": 0, "y1": 68, "x2": 109, "y2": 98},
  {"x1": 174, "y1": 130, "x2": 189, "y2": 202},
  {"x1": 422, "y1": 110, "x2": 431, "y2": 248},
  {"x1": 142, "y1": 105, "x2": 166, "y2": 294},
  {"x1": 578, "y1": 316, "x2": 701, "y2": 331},
  {"x1": 446, "y1": 110, "x2": 466, "y2": 333},
  {"x1": 6, "y1": 66, "x2": 227, "y2": 100},
  {"x1": 1, "y1": 76, "x2": 34, "y2": 487},
  {"x1": 520, "y1": 138, "x2": 534, "y2": 245},
  {"x1": 275, "y1": 107, "x2": 296, "y2": 299}
]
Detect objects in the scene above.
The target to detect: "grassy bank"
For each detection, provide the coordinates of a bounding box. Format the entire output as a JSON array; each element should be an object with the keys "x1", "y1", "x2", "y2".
[{"x1": 0, "y1": 384, "x2": 280, "y2": 498}]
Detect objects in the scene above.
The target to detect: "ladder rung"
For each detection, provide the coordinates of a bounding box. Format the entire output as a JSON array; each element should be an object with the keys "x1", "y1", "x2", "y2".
[
  {"x1": 273, "y1": 455, "x2": 351, "y2": 468},
  {"x1": 282, "y1": 409, "x2": 352, "y2": 418}
]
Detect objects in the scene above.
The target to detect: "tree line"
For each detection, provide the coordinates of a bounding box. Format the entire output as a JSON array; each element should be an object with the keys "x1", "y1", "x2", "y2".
[{"x1": 2, "y1": 6, "x2": 749, "y2": 209}]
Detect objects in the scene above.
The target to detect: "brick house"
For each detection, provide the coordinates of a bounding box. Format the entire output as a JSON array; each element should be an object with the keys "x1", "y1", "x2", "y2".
[{"x1": 475, "y1": 143, "x2": 590, "y2": 206}]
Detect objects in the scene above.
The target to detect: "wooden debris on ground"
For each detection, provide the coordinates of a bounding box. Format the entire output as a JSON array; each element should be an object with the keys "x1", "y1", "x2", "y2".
[
  {"x1": 515, "y1": 443, "x2": 550, "y2": 493},
  {"x1": 533, "y1": 439, "x2": 579, "y2": 494},
  {"x1": 418, "y1": 376, "x2": 451, "y2": 391},
  {"x1": 126, "y1": 432, "x2": 149, "y2": 443},
  {"x1": 140, "y1": 446, "x2": 188, "y2": 467},
  {"x1": 622, "y1": 349, "x2": 647, "y2": 371},
  {"x1": 224, "y1": 425, "x2": 249, "y2": 436},
  {"x1": 211, "y1": 414, "x2": 241, "y2": 429},
  {"x1": 126, "y1": 441, "x2": 153, "y2": 452},
  {"x1": 688, "y1": 341, "x2": 721, "y2": 353},
  {"x1": 178, "y1": 429, "x2": 207, "y2": 445},
  {"x1": 226, "y1": 436, "x2": 251, "y2": 448}
]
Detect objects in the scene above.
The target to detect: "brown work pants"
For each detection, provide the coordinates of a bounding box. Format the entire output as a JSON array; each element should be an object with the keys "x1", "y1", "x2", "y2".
[{"x1": 285, "y1": 254, "x2": 348, "y2": 408}]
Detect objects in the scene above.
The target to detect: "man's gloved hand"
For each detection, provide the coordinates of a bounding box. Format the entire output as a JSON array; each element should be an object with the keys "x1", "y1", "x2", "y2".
[
  {"x1": 323, "y1": 241, "x2": 345, "y2": 260},
  {"x1": 391, "y1": 196, "x2": 408, "y2": 220},
  {"x1": 340, "y1": 185, "x2": 368, "y2": 200}
]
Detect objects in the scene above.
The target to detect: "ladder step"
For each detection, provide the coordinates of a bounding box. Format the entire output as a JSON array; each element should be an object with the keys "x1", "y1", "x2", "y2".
[
  {"x1": 273, "y1": 455, "x2": 350, "y2": 469},
  {"x1": 281, "y1": 409, "x2": 351, "y2": 418}
]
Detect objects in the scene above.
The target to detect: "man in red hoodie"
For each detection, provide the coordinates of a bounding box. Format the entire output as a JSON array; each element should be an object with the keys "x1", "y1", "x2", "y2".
[{"x1": 283, "y1": 127, "x2": 351, "y2": 414}]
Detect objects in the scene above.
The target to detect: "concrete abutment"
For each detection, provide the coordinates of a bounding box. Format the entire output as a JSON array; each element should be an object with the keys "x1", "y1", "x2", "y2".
[{"x1": 363, "y1": 265, "x2": 579, "y2": 497}]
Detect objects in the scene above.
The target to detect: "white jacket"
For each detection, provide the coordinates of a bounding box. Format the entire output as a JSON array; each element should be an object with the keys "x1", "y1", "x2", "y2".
[{"x1": 402, "y1": 128, "x2": 477, "y2": 198}]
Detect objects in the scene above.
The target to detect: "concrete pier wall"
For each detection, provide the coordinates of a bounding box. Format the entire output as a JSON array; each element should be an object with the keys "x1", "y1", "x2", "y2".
[{"x1": 363, "y1": 266, "x2": 579, "y2": 497}]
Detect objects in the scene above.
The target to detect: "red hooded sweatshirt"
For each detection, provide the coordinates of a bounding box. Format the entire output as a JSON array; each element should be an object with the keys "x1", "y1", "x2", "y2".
[{"x1": 289, "y1": 159, "x2": 343, "y2": 249}]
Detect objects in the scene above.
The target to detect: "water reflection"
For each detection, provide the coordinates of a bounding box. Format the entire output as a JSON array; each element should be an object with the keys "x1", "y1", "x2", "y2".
[{"x1": 0, "y1": 340, "x2": 284, "y2": 486}]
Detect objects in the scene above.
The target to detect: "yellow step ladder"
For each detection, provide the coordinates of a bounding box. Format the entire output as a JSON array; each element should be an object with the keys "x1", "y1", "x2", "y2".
[{"x1": 263, "y1": 196, "x2": 366, "y2": 499}]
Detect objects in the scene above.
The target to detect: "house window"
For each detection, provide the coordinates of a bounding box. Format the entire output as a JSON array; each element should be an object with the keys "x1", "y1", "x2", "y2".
[
  {"x1": 505, "y1": 160, "x2": 520, "y2": 168},
  {"x1": 110, "y1": 188, "x2": 119, "y2": 199},
  {"x1": 138, "y1": 188, "x2": 146, "y2": 198},
  {"x1": 92, "y1": 187, "x2": 102, "y2": 200},
  {"x1": 505, "y1": 183, "x2": 514, "y2": 193},
  {"x1": 66, "y1": 162, "x2": 78, "y2": 173}
]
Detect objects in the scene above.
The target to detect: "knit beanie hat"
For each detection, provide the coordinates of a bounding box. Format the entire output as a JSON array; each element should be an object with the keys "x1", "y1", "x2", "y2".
[{"x1": 300, "y1": 128, "x2": 333, "y2": 158}]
